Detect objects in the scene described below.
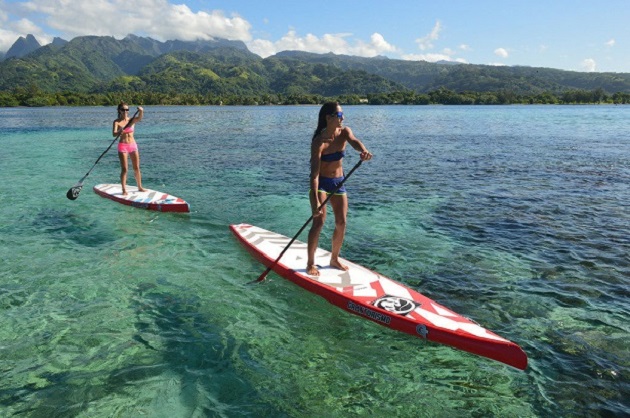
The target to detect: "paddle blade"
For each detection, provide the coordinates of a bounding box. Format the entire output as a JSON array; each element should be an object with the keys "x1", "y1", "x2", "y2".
[
  {"x1": 66, "y1": 184, "x2": 83, "y2": 200},
  {"x1": 251, "y1": 267, "x2": 272, "y2": 284}
]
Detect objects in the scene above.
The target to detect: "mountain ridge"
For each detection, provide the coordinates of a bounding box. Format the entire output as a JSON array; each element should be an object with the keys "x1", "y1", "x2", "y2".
[
  {"x1": 5, "y1": 34, "x2": 41, "y2": 59},
  {"x1": 1, "y1": 34, "x2": 629, "y2": 97}
]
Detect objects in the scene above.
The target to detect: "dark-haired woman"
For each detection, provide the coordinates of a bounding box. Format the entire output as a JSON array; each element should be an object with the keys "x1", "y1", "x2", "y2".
[
  {"x1": 306, "y1": 102, "x2": 372, "y2": 276},
  {"x1": 113, "y1": 102, "x2": 145, "y2": 195}
]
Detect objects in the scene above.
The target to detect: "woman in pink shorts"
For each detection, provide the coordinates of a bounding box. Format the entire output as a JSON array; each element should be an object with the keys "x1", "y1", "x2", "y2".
[{"x1": 113, "y1": 101, "x2": 145, "y2": 195}]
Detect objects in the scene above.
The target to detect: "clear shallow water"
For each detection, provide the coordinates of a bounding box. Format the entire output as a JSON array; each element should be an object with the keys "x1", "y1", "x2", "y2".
[{"x1": 1, "y1": 105, "x2": 628, "y2": 417}]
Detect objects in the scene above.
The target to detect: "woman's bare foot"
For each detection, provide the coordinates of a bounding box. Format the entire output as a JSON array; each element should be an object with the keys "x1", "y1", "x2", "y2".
[
  {"x1": 138, "y1": 187, "x2": 147, "y2": 192},
  {"x1": 306, "y1": 264, "x2": 320, "y2": 276},
  {"x1": 330, "y1": 259, "x2": 349, "y2": 271}
]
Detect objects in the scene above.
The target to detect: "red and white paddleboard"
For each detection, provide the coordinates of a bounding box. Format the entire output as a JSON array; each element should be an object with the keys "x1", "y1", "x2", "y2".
[
  {"x1": 93, "y1": 184, "x2": 190, "y2": 213},
  {"x1": 230, "y1": 223, "x2": 527, "y2": 370}
]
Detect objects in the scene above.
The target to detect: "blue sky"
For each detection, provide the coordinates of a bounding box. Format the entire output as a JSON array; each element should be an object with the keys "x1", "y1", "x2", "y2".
[{"x1": 1, "y1": 0, "x2": 628, "y2": 73}]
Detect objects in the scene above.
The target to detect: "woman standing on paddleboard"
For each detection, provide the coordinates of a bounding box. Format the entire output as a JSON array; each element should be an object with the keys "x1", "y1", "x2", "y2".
[
  {"x1": 307, "y1": 102, "x2": 372, "y2": 276},
  {"x1": 113, "y1": 101, "x2": 145, "y2": 195}
]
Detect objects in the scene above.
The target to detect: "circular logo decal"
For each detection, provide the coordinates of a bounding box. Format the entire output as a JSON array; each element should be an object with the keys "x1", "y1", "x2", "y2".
[{"x1": 374, "y1": 295, "x2": 418, "y2": 315}]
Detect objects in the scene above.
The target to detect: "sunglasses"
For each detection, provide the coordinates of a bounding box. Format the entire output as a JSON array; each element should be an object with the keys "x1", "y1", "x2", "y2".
[
  {"x1": 121, "y1": 108, "x2": 129, "y2": 111},
  {"x1": 330, "y1": 111, "x2": 343, "y2": 118}
]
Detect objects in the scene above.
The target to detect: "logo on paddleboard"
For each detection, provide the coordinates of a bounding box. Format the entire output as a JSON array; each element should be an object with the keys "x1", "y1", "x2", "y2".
[
  {"x1": 373, "y1": 295, "x2": 419, "y2": 315},
  {"x1": 347, "y1": 301, "x2": 391, "y2": 324},
  {"x1": 416, "y1": 324, "x2": 429, "y2": 339}
]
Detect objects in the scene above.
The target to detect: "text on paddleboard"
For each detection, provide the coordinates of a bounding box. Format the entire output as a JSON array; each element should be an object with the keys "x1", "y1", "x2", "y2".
[{"x1": 347, "y1": 301, "x2": 391, "y2": 324}]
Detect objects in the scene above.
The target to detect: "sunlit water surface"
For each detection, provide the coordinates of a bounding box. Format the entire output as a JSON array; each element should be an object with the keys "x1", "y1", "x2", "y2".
[{"x1": 0, "y1": 105, "x2": 628, "y2": 417}]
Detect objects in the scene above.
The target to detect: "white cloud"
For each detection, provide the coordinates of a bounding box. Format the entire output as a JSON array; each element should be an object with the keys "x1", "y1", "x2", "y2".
[
  {"x1": 247, "y1": 30, "x2": 397, "y2": 58},
  {"x1": 247, "y1": 38, "x2": 276, "y2": 58},
  {"x1": 1, "y1": 0, "x2": 398, "y2": 59},
  {"x1": 365, "y1": 33, "x2": 397, "y2": 54},
  {"x1": 405, "y1": 21, "x2": 469, "y2": 63},
  {"x1": 0, "y1": 26, "x2": 51, "y2": 51},
  {"x1": 0, "y1": 29, "x2": 18, "y2": 52},
  {"x1": 6, "y1": 0, "x2": 252, "y2": 44},
  {"x1": 581, "y1": 58, "x2": 597, "y2": 72},
  {"x1": 494, "y1": 47, "x2": 509, "y2": 58},
  {"x1": 605, "y1": 38, "x2": 615, "y2": 47},
  {"x1": 255, "y1": 30, "x2": 348, "y2": 55},
  {"x1": 0, "y1": 1, "x2": 52, "y2": 51},
  {"x1": 415, "y1": 20, "x2": 442, "y2": 51},
  {"x1": 402, "y1": 50, "x2": 467, "y2": 64}
]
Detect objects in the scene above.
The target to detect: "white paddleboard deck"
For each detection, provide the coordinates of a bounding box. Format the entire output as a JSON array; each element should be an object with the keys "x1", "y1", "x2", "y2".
[
  {"x1": 93, "y1": 184, "x2": 190, "y2": 213},
  {"x1": 230, "y1": 223, "x2": 527, "y2": 370}
]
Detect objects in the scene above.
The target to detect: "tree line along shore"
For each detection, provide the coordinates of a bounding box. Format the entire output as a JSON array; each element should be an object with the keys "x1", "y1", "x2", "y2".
[{"x1": 1, "y1": 85, "x2": 629, "y2": 107}]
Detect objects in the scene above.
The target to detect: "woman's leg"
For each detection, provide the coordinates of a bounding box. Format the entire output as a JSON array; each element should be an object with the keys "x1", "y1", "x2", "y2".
[
  {"x1": 118, "y1": 152, "x2": 129, "y2": 194},
  {"x1": 129, "y1": 151, "x2": 146, "y2": 191},
  {"x1": 329, "y1": 193, "x2": 349, "y2": 270},
  {"x1": 306, "y1": 190, "x2": 328, "y2": 276}
]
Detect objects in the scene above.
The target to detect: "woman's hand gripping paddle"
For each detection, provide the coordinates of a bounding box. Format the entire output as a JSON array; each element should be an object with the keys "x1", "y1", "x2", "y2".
[
  {"x1": 252, "y1": 159, "x2": 363, "y2": 284},
  {"x1": 66, "y1": 109, "x2": 140, "y2": 200}
]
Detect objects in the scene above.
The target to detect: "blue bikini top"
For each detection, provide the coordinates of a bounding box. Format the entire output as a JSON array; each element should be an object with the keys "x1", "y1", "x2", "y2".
[{"x1": 321, "y1": 150, "x2": 346, "y2": 162}]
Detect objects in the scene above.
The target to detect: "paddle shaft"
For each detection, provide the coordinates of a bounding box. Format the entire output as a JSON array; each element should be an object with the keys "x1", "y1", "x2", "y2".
[
  {"x1": 66, "y1": 109, "x2": 140, "y2": 199},
  {"x1": 255, "y1": 159, "x2": 363, "y2": 282}
]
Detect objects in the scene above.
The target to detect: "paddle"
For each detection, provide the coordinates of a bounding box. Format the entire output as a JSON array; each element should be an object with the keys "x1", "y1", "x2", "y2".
[
  {"x1": 66, "y1": 109, "x2": 140, "y2": 200},
  {"x1": 253, "y1": 159, "x2": 363, "y2": 283}
]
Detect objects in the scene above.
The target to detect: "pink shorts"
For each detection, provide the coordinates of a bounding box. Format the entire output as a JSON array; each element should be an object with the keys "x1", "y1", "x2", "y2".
[{"x1": 118, "y1": 142, "x2": 138, "y2": 154}]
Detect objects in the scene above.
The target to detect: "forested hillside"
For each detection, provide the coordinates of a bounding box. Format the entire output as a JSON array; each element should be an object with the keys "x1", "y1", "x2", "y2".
[{"x1": 1, "y1": 34, "x2": 629, "y2": 106}]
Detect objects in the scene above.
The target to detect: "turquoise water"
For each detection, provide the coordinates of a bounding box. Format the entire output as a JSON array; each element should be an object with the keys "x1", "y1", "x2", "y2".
[{"x1": 1, "y1": 105, "x2": 628, "y2": 417}]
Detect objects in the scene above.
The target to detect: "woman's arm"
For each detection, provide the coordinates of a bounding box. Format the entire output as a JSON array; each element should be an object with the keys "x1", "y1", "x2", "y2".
[
  {"x1": 112, "y1": 120, "x2": 121, "y2": 137},
  {"x1": 343, "y1": 126, "x2": 373, "y2": 160},
  {"x1": 132, "y1": 106, "x2": 144, "y2": 124}
]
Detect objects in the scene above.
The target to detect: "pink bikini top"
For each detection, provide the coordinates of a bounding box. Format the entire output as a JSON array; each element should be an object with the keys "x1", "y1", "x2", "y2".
[{"x1": 122, "y1": 124, "x2": 135, "y2": 134}]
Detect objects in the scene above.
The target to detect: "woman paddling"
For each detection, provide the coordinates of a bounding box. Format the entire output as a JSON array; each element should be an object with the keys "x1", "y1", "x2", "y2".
[
  {"x1": 307, "y1": 102, "x2": 373, "y2": 276},
  {"x1": 113, "y1": 101, "x2": 145, "y2": 195}
]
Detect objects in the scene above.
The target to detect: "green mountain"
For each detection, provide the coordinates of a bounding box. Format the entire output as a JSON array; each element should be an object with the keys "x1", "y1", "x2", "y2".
[
  {"x1": 131, "y1": 49, "x2": 268, "y2": 95},
  {"x1": 1, "y1": 34, "x2": 629, "y2": 98},
  {"x1": 273, "y1": 50, "x2": 630, "y2": 94},
  {"x1": 6, "y1": 34, "x2": 41, "y2": 58},
  {"x1": 0, "y1": 34, "x2": 403, "y2": 96}
]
